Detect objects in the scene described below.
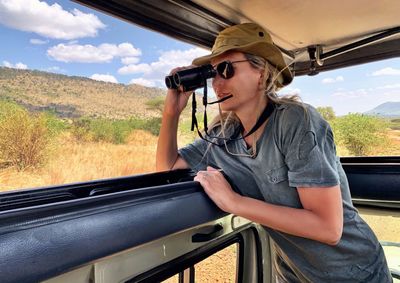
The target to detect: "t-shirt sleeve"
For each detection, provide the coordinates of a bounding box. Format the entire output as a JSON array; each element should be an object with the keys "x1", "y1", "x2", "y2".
[
  {"x1": 275, "y1": 104, "x2": 340, "y2": 188},
  {"x1": 178, "y1": 137, "x2": 215, "y2": 172}
]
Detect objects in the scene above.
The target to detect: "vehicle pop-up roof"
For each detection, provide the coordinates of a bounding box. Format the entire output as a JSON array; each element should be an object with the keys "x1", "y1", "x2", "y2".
[{"x1": 74, "y1": 0, "x2": 400, "y2": 76}]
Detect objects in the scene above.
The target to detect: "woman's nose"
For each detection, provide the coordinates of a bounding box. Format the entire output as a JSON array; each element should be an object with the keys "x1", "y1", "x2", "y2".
[{"x1": 212, "y1": 74, "x2": 224, "y2": 89}]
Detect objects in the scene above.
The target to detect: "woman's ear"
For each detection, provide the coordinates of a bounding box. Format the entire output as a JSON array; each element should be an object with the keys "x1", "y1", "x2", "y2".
[
  {"x1": 258, "y1": 69, "x2": 267, "y2": 90},
  {"x1": 259, "y1": 67, "x2": 270, "y2": 90}
]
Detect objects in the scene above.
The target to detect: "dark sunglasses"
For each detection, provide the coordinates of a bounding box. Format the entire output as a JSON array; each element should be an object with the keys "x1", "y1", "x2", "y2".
[{"x1": 213, "y1": 60, "x2": 252, "y2": 79}]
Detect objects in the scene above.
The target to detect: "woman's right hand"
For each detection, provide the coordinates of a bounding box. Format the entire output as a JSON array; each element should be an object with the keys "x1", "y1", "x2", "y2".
[{"x1": 163, "y1": 66, "x2": 195, "y2": 117}]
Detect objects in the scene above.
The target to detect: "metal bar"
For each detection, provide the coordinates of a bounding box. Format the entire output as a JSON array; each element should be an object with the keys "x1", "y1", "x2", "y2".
[{"x1": 320, "y1": 26, "x2": 400, "y2": 60}]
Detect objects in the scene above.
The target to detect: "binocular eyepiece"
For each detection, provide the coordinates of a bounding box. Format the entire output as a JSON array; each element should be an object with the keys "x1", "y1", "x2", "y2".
[{"x1": 165, "y1": 64, "x2": 216, "y2": 92}]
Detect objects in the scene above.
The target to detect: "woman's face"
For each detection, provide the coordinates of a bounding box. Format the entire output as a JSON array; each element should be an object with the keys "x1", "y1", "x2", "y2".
[{"x1": 211, "y1": 51, "x2": 263, "y2": 112}]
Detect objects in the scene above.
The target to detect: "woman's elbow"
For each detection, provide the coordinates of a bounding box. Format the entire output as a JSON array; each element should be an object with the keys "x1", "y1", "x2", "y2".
[{"x1": 324, "y1": 225, "x2": 343, "y2": 246}]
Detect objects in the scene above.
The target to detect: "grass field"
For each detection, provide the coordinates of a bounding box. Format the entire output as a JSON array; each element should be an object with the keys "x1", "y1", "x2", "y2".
[{"x1": 0, "y1": 130, "x2": 158, "y2": 191}]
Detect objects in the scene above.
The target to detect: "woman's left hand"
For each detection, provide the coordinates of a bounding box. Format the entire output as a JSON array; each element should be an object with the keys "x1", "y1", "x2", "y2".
[{"x1": 194, "y1": 166, "x2": 241, "y2": 213}]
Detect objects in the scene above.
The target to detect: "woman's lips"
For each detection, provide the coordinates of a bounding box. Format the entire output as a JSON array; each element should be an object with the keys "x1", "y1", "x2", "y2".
[
  {"x1": 217, "y1": 93, "x2": 232, "y2": 100},
  {"x1": 216, "y1": 94, "x2": 233, "y2": 103}
]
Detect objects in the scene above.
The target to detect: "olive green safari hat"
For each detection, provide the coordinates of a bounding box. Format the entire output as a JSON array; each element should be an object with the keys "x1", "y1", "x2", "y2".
[{"x1": 192, "y1": 23, "x2": 293, "y2": 88}]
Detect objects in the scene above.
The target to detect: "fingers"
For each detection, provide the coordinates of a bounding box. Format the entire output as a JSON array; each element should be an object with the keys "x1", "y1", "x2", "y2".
[
  {"x1": 169, "y1": 65, "x2": 196, "y2": 76},
  {"x1": 193, "y1": 169, "x2": 237, "y2": 213},
  {"x1": 195, "y1": 170, "x2": 213, "y2": 181},
  {"x1": 207, "y1": 166, "x2": 218, "y2": 171}
]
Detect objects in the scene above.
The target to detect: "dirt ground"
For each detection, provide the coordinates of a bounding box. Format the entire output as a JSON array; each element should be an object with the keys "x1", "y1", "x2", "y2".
[{"x1": 359, "y1": 209, "x2": 400, "y2": 243}]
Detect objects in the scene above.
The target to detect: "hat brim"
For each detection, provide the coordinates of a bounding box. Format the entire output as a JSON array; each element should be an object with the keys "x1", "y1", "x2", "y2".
[{"x1": 192, "y1": 41, "x2": 293, "y2": 88}]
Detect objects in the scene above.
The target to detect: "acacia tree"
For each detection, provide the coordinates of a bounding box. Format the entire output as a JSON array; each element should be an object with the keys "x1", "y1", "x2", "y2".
[
  {"x1": 316, "y1": 106, "x2": 336, "y2": 121},
  {"x1": 332, "y1": 113, "x2": 388, "y2": 156}
]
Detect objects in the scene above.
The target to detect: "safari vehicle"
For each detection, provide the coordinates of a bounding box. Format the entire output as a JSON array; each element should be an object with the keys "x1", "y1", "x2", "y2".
[{"x1": 0, "y1": 1, "x2": 399, "y2": 282}]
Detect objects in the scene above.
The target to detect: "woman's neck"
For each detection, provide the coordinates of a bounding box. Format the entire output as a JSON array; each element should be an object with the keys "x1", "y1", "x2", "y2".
[{"x1": 236, "y1": 95, "x2": 268, "y2": 134}]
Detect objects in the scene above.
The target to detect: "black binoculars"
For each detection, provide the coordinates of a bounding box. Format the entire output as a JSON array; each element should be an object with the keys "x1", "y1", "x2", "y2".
[{"x1": 165, "y1": 64, "x2": 216, "y2": 92}]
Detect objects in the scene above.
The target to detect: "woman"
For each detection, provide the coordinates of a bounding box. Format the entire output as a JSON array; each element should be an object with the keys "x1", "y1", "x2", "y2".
[{"x1": 156, "y1": 23, "x2": 391, "y2": 282}]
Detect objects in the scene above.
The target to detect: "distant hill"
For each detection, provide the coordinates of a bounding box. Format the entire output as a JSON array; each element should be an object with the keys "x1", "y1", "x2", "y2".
[
  {"x1": 0, "y1": 67, "x2": 167, "y2": 119},
  {"x1": 364, "y1": 102, "x2": 400, "y2": 118}
]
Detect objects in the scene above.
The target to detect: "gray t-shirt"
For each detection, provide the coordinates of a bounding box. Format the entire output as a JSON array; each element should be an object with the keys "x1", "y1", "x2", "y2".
[{"x1": 178, "y1": 103, "x2": 391, "y2": 282}]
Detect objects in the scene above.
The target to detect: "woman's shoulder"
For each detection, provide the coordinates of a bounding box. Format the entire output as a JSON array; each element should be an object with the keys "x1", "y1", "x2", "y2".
[
  {"x1": 275, "y1": 101, "x2": 313, "y2": 120},
  {"x1": 274, "y1": 102, "x2": 326, "y2": 128}
]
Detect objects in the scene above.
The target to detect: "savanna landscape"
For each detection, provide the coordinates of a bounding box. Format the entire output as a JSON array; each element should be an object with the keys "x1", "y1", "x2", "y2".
[{"x1": 0, "y1": 67, "x2": 399, "y2": 247}]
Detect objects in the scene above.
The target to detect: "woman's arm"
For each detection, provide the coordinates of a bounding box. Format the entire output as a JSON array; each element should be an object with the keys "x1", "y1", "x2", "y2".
[
  {"x1": 195, "y1": 167, "x2": 343, "y2": 245},
  {"x1": 156, "y1": 107, "x2": 189, "y2": 171},
  {"x1": 156, "y1": 67, "x2": 192, "y2": 171},
  {"x1": 235, "y1": 186, "x2": 343, "y2": 245}
]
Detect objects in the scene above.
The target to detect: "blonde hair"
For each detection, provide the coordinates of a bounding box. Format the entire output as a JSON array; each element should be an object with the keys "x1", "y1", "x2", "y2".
[{"x1": 208, "y1": 53, "x2": 302, "y2": 130}]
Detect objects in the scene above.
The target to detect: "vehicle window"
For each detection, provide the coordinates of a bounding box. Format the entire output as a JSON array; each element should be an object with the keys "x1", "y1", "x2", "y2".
[{"x1": 0, "y1": 0, "x2": 206, "y2": 191}]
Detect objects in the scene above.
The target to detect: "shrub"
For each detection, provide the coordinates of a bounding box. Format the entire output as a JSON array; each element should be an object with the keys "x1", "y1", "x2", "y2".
[
  {"x1": 0, "y1": 107, "x2": 51, "y2": 170},
  {"x1": 129, "y1": 117, "x2": 161, "y2": 136},
  {"x1": 42, "y1": 111, "x2": 69, "y2": 137},
  {"x1": 70, "y1": 118, "x2": 92, "y2": 142},
  {"x1": 90, "y1": 119, "x2": 132, "y2": 144},
  {"x1": 70, "y1": 116, "x2": 161, "y2": 144},
  {"x1": 331, "y1": 114, "x2": 388, "y2": 156},
  {"x1": 389, "y1": 118, "x2": 400, "y2": 130},
  {"x1": 70, "y1": 116, "x2": 162, "y2": 144},
  {"x1": 0, "y1": 99, "x2": 22, "y2": 119},
  {"x1": 145, "y1": 97, "x2": 165, "y2": 113}
]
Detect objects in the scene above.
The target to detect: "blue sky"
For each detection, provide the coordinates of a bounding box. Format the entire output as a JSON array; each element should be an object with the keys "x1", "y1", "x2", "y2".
[{"x1": 1, "y1": 0, "x2": 399, "y2": 116}]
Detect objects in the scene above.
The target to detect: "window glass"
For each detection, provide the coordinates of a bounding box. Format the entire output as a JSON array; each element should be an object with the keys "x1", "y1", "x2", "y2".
[{"x1": 0, "y1": 0, "x2": 205, "y2": 191}]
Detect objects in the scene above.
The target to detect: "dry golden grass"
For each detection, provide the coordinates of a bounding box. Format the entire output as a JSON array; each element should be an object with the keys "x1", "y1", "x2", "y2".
[{"x1": 0, "y1": 130, "x2": 158, "y2": 191}]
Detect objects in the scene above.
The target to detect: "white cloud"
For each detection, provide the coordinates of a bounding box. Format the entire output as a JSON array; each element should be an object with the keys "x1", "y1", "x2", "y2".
[
  {"x1": 118, "y1": 47, "x2": 209, "y2": 87},
  {"x1": 3, "y1": 60, "x2": 27, "y2": 69},
  {"x1": 90, "y1": 74, "x2": 118, "y2": 83},
  {"x1": 332, "y1": 89, "x2": 368, "y2": 98},
  {"x1": 372, "y1": 67, "x2": 400, "y2": 76},
  {"x1": 46, "y1": 66, "x2": 66, "y2": 73},
  {"x1": 118, "y1": 63, "x2": 152, "y2": 75},
  {"x1": 129, "y1": 78, "x2": 155, "y2": 87},
  {"x1": 30, "y1": 38, "x2": 48, "y2": 45},
  {"x1": 278, "y1": 87, "x2": 301, "y2": 96},
  {"x1": 3, "y1": 61, "x2": 12, "y2": 67},
  {"x1": 47, "y1": 43, "x2": 141, "y2": 63},
  {"x1": 0, "y1": 0, "x2": 105, "y2": 40},
  {"x1": 121, "y1": 57, "x2": 140, "y2": 65},
  {"x1": 376, "y1": 84, "x2": 400, "y2": 90},
  {"x1": 322, "y1": 76, "x2": 344, "y2": 84}
]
